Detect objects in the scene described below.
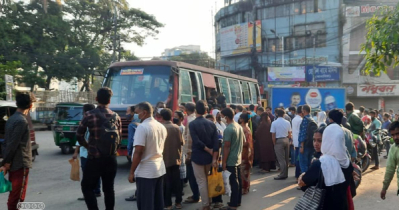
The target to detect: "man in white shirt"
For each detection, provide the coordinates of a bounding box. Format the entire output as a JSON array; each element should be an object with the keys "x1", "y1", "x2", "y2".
[
  {"x1": 291, "y1": 106, "x2": 303, "y2": 179},
  {"x1": 270, "y1": 108, "x2": 292, "y2": 180},
  {"x1": 233, "y1": 105, "x2": 244, "y2": 122},
  {"x1": 128, "y1": 102, "x2": 167, "y2": 210}
]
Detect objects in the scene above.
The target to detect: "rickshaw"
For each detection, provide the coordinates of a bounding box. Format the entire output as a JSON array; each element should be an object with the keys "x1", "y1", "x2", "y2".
[
  {"x1": 0, "y1": 101, "x2": 39, "y2": 161},
  {"x1": 52, "y1": 102, "x2": 84, "y2": 154}
]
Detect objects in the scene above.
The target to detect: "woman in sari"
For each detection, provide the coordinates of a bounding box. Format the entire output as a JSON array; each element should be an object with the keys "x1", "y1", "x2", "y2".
[
  {"x1": 239, "y1": 113, "x2": 254, "y2": 195},
  {"x1": 255, "y1": 113, "x2": 276, "y2": 173}
]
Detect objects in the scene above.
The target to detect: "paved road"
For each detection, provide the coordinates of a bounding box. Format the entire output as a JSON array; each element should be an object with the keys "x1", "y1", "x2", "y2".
[{"x1": 0, "y1": 131, "x2": 398, "y2": 210}]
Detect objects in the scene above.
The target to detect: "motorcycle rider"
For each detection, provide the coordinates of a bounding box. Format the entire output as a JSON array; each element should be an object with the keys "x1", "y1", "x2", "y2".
[
  {"x1": 369, "y1": 110, "x2": 382, "y2": 170},
  {"x1": 380, "y1": 121, "x2": 399, "y2": 200},
  {"x1": 382, "y1": 113, "x2": 392, "y2": 159}
]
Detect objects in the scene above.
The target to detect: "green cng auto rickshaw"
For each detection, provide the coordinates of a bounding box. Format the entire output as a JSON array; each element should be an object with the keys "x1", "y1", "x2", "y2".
[{"x1": 52, "y1": 103, "x2": 84, "y2": 154}]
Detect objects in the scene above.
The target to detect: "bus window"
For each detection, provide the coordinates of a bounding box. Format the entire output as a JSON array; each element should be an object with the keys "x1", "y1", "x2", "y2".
[
  {"x1": 249, "y1": 82, "x2": 258, "y2": 104},
  {"x1": 179, "y1": 69, "x2": 193, "y2": 103},
  {"x1": 241, "y1": 82, "x2": 251, "y2": 104},
  {"x1": 228, "y1": 79, "x2": 242, "y2": 104},
  {"x1": 218, "y1": 77, "x2": 231, "y2": 104},
  {"x1": 103, "y1": 65, "x2": 173, "y2": 105},
  {"x1": 196, "y1": 72, "x2": 205, "y2": 100}
]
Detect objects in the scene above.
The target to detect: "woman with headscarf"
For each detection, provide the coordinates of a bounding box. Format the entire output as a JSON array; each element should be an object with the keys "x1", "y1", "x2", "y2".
[
  {"x1": 317, "y1": 111, "x2": 327, "y2": 127},
  {"x1": 212, "y1": 109, "x2": 226, "y2": 133},
  {"x1": 239, "y1": 113, "x2": 254, "y2": 195},
  {"x1": 298, "y1": 123, "x2": 355, "y2": 210},
  {"x1": 255, "y1": 113, "x2": 276, "y2": 173}
]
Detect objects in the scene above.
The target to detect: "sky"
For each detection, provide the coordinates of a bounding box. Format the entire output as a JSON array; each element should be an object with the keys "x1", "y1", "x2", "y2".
[{"x1": 127, "y1": 0, "x2": 222, "y2": 59}]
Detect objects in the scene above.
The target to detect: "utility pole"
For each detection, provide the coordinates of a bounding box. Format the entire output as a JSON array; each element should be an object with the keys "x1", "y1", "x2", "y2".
[
  {"x1": 312, "y1": 35, "x2": 317, "y2": 86},
  {"x1": 252, "y1": 5, "x2": 256, "y2": 78},
  {"x1": 112, "y1": 4, "x2": 118, "y2": 63}
]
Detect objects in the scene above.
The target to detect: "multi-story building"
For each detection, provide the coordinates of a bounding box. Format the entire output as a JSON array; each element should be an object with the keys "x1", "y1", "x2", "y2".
[
  {"x1": 161, "y1": 45, "x2": 202, "y2": 59},
  {"x1": 215, "y1": 0, "x2": 341, "y2": 91},
  {"x1": 216, "y1": 0, "x2": 399, "y2": 110},
  {"x1": 342, "y1": 0, "x2": 399, "y2": 111}
]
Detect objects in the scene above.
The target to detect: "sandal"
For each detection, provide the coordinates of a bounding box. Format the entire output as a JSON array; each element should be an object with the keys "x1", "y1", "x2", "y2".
[
  {"x1": 164, "y1": 206, "x2": 173, "y2": 210},
  {"x1": 183, "y1": 196, "x2": 200, "y2": 204},
  {"x1": 370, "y1": 166, "x2": 379, "y2": 170},
  {"x1": 213, "y1": 202, "x2": 224, "y2": 208},
  {"x1": 175, "y1": 203, "x2": 182, "y2": 209}
]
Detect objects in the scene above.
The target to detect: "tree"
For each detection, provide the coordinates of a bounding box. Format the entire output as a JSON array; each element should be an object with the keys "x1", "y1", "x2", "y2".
[
  {"x1": 362, "y1": 5, "x2": 399, "y2": 75},
  {"x1": 168, "y1": 52, "x2": 215, "y2": 68},
  {"x1": 0, "y1": 0, "x2": 162, "y2": 91}
]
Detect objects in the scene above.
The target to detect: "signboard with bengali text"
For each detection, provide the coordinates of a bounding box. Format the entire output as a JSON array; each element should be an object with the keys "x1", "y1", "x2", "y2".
[{"x1": 357, "y1": 84, "x2": 399, "y2": 97}]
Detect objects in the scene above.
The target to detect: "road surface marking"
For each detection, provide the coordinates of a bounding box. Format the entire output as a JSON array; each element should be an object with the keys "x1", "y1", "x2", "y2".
[
  {"x1": 263, "y1": 197, "x2": 297, "y2": 210},
  {"x1": 263, "y1": 184, "x2": 297, "y2": 198}
]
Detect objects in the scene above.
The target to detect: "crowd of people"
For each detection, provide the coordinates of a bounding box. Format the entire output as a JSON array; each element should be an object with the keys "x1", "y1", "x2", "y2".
[{"x1": 3, "y1": 87, "x2": 399, "y2": 210}]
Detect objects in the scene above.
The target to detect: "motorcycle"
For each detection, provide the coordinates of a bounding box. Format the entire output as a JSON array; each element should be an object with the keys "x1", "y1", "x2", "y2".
[
  {"x1": 379, "y1": 129, "x2": 392, "y2": 154},
  {"x1": 354, "y1": 134, "x2": 371, "y2": 173}
]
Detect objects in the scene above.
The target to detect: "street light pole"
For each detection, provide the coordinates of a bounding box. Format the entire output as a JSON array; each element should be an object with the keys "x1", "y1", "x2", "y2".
[
  {"x1": 312, "y1": 36, "x2": 317, "y2": 86},
  {"x1": 281, "y1": 36, "x2": 284, "y2": 67}
]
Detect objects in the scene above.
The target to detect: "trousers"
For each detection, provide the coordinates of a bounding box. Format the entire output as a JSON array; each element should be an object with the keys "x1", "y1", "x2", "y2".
[
  {"x1": 164, "y1": 165, "x2": 183, "y2": 207},
  {"x1": 186, "y1": 161, "x2": 200, "y2": 200},
  {"x1": 226, "y1": 166, "x2": 242, "y2": 207},
  {"x1": 136, "y1": 176, "x2": 164, "y2": 210},
  {"x1": 192, "y1": 162, "x2": 211, "y2": 207},
  {"x1": 274, "y1": 138, "x2": 290, "y2": 178},
  {"x1": 81, "y1": 156, "x2": 117, "y2": 210},
  {"x1": 8, "y1": 168, "x2": 29, "y2": 210}
]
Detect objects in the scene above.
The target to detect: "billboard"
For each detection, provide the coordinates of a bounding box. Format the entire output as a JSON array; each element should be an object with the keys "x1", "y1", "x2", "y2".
[
  {"x1": 220, "y1": 20, "x2": 262, "y2": 57},
  {"x1": 306, "y1": 66, "x2": 340, "y2": 82},
  {"x1": 268, "y1": 67, "x2": 306, "y2": 82},
  {"x1": 345, "y1": 4, "x2": 395, "y2": 17},
  {"x1": 5, "y1": 74, "x2": 13, "y2": 101},
  {"x1": 271, "y1": 87, "x2": 346, "y2": 111}
]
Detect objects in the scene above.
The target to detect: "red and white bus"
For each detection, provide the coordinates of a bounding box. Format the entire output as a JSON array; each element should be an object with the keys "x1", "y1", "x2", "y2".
[{"x1": 102, "y1": 60, "x2": 260, "y2": 156}]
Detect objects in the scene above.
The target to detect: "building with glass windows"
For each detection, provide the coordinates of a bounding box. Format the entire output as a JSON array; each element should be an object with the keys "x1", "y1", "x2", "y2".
[{"x1": 215, "y1": 0, "x2": 341, "y2": 95}]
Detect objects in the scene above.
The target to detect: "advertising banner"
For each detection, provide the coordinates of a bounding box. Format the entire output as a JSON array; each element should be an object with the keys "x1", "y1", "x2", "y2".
[
  {"x1": 220, "y1": 20, "x2": 262, "y2": 57},
  {"x1": 268, "y1": 67, "x2": 306, "y2": 82},
  {"x1": 357, "y1": 84, "x2": 399, "y2": 97},
  {"x1": 271, "y1": 87, "x2": 346, "y2": 111},
  {"x1": 5, "y1": 74, "x2": 13, "y2": 101},
  {"x1": 345, "y1": 4, "x2": 395, "y2": 17},
  {"x1": 306, "y1": 66, "x2": 340, "y2": 82}
]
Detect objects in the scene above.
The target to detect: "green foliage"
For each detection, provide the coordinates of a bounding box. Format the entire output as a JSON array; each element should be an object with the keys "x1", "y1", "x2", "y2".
[
  {"x1": 168, "y1": 53, "x2": 215, "y2": 68},
  {"x1": 362, "y1": 4, "x2": 399, "y2": 76},
  {"x1": 0, "y1": 0, "x2": 162, "y2": 90}
]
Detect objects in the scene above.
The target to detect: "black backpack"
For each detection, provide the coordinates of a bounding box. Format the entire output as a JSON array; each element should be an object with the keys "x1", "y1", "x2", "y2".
[
  {"x1": 304, "y1": 117, "x2": 318, "y2": 149},
  {"x1": 94, "y1": 109, "x2": 120, "y2": 156}
]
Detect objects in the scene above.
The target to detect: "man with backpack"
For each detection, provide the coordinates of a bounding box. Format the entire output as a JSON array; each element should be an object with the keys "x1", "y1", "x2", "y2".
[
  {"x1": 298, "y1": 105, "x2": 318, "y2": 173},
  {"x1": 76, "y1": 87, "x2": 122, "y2": 210}
]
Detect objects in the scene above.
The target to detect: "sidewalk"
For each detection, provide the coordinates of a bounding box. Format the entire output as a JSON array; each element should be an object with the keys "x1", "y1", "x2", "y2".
[{"x1": 33, "y1": 124, "x2": 50, "y2": 131}]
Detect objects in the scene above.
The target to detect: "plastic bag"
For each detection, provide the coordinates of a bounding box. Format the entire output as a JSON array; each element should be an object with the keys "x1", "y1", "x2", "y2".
[
  {"x1": 207, "y1": 168, "x2": 225, "y2": 198},
  {"x1": 69, "y1": 158, "x2": 80, "y2": 181},
  {"x1": 222, "y1": 170, "x2": 232, "y2": 196},
  {"x1": 0, "y1": 171, "x2": 12, "y2": 193}
]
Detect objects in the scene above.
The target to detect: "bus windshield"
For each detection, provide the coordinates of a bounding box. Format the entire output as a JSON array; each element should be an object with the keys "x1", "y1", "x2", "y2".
[
  {"x1": 103, "y1": 65, "x2": 172, "y2": 105},
  {"x1": 55, "y1": 107, "x2": 83, "y2": 121}
]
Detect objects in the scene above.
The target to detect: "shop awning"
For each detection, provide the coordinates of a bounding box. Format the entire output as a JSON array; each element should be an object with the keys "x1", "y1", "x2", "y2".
[{"x1": 202, "y1": 73, "x2": 216, "y2": 88}]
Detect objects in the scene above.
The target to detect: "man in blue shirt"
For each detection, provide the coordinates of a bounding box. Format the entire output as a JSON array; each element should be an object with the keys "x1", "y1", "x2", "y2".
[
  {"x1": 248, "y1": 104, "x2": 256, "y2": 118},
  {"x1": 298, "y1": 105, "x2": 318, "y2": 173},
  {"x1": 369, "y1": 110, "x2": 382, "y2": 170},
  {"x1": 382, "y1": 113, "x2": 392, "y2": 159},
  {"x1": 189, "y1": 100, "x2": 219, "y2": 210},
  {"x1": 125, "y1": 106, "x2": 140, "y2": 201}
]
